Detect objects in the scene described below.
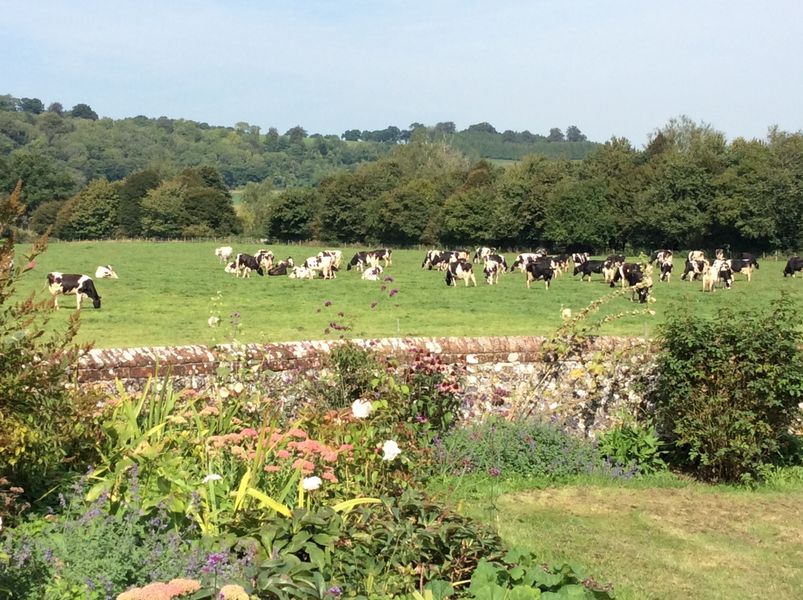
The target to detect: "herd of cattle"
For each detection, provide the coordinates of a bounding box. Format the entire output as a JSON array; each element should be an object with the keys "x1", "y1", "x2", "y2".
[{"x1": 44, "y1": 245, "x2": 803, "y2": 310}]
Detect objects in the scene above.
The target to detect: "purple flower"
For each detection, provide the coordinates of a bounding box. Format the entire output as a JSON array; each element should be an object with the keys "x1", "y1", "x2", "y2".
[
  {"x1": 384, "y1": 276, "x2": 395, "y2": 282},
  {"x1": 489, "y1": 467, "x2": 502, "y2": 477},
  {"x1": 327, "y1": 586, "x2": 343, "y2": 597},
  {"x1": 202, "y1": 551, "x2": 227, "y2": 574},
  {"x1": 389, "y1": 288, "x2": 399, "y2": 298},
  {"x1": 324, "y1": 300, "x2": 332, "y2": 307}
]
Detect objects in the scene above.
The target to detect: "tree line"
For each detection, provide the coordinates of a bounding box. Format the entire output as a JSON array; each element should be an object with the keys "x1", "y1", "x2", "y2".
[{"x1": 262, "y1": 117, "x2": 802, "y2": 253}]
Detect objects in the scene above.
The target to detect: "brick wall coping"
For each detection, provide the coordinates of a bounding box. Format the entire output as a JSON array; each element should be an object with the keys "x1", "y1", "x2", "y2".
[{"x1": 77, "y1": 335, "x2": 650, "y2": 384}]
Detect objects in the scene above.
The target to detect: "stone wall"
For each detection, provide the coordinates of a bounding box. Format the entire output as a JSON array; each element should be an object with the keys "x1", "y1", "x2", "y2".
[{"x1": 77, "y1": 336, "x2": 655, "y2": 436}]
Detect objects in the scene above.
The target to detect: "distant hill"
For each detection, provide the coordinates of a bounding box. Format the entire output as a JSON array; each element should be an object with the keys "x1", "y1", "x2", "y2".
[{"x1": 0, "y1": 93, "x2": 598, "y2": 197}]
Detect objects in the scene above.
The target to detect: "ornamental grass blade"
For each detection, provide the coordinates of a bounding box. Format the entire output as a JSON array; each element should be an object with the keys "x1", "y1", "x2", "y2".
[
  {"x1": 233, "y1": 467, "x2": 252, "y2": 514},
  {"x1": 246, "y1": 487, "x2": 292, "y2": 518},
  {"x1": 332, "y1": 497, "x2": 382, "y2": 513}
]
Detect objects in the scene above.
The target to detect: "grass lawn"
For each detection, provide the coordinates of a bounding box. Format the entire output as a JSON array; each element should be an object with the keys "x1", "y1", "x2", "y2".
[
  {"x1": 450, "y1": 474, "x2": 803, "y2": 600},
  {"x1": 13, "y1": 241, "x2": 803, "y2": 348}
]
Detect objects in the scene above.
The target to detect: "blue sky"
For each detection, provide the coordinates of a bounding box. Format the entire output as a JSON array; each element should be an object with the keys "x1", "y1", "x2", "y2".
[{"x1": 3, "y1": 0, "x2": 802, "y2": 145}]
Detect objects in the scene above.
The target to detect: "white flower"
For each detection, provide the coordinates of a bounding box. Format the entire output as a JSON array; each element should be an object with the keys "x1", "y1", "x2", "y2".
[
  {"x1": 208, "y1": 316, "x2": 220, "y2": 327},
  {"x1": 381, "y1": 440, "x2": 402, "y2": 461},
  {"x1": 302, "y1": 476, "x2": 323, "y2": 491},
  {"x1": 202, "y1": 473, "x2": 222, "y2": 483},
  {"x1": 351, "y1": 398, "x2": 373, "y2": 419}
]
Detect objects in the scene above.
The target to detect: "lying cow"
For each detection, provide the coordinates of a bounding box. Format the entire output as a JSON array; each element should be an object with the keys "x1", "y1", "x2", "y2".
[
  {"x1": 268, "y1": 257, "x2": 294, "y2": 276},
  {"x1": 525, "y1": 260, "x2": 554, "y2": 290},
  {"x1": 94, "y1": 265, "x2": 119, "y2": 279},
  {"x1": 215, "y1": 246, "x2": 233, "y2": 263},
  {"x1": 783, "y1": 256, "x2": 803, "y2": 277},
  {"x1": 445, "y1": 260, "x2": 477, "y2": 287},
  {"x1": 288, "y1": 266, "x2": 315, "y2": 280},
  {"x1": 47, "y1": 272, "x2": 101, "y2": 310},
  {"x1": 362, "y1": 265, "x2": 384, "y2": 281}
]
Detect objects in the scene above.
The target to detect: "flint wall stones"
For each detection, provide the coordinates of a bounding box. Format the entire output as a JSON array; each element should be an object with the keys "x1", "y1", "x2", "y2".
[{"x1": 76, "y1": 336, "x2": 655, "y2": 435}]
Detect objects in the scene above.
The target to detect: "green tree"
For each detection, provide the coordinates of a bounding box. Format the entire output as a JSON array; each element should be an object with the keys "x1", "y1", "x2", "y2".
[
  {"x1": 117, "y1": 168, "x2": 162, "y2": 237},
  {"x1": 547, "y1": 127, "x2": 565, "y2": 142},
  {"x1": 240, "y1": 179, "x2": 274, "y2": 237},
  {"x1": 566, "y1": 125, "x2": 587, "y2": 142},
  {"x1": 543, "y1": 177, "x2": 613, "y2": 251},
  {"x1": 53, "y1": 179, "x2": 119, "y2": 239},
  {"x1": 47, "y1": 101, "x2": 64, "y2": 115},
  {"x1": 266, "y1": 187, "x2": 319, "y2": 241},
  {"x1": 1, "y1": 150, "x2": 77, "y2": 214},
  {"x1": 19, "y1": 97, "x2": 45, "y2": 114},
  {"x1": 69, "y1": 103, "x2": 99, "y2": 120},
  {"x1": 139, "y1": 180, "x2": 186, "y2": 238}
]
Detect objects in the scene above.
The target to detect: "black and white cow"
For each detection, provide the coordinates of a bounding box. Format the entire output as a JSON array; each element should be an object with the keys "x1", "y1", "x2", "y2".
[
  {"x1": 510, "y1": 252, "x2": 545, "y2": 272},
  {"x1": 94, "y1": 265, "x2": 119, "y2": 279},
  {"x1": 688, "y1": 250, "x2": 706, "y2": 264},
  {"x1": 347, "y1": 251, "x2": 370, "y2": 271},
  {"x1": 234, "y1": 252, "x2": 266, "y2": 277},
  {"x1": 650, "y1": 249, "x2": 673, "y2": 265},
  {"x1": 525, "y1": 260, "x2": 554, "y2": 290},
  {"x1": 429, "y1": 251, "x2": 467, "y2": 271},
  {"x1": 369, "y1": 248, "x2": 393, "y2": 268},
  {"x1": 268, "y1": 257, "x2": 294, "y2": 276},
  {"x1": 681, "y1": 259, "x2": 709, "y2": 281},
  {"x1": 783, "y1": 256, "x2": 803, "y2": 277},
  {"x1": 422, "y1": 250, "x2": 444, "y2": 269},
  {"x1": 659, "y1": 258, "x2": 673, "y2": 282},
  {"x1": 573, "y1": 259, "x2": 606, "y2": 281},
  {"x1": 483, "y1": 256, "x2": 504, "y2": 285},
  {"x1": 473, "y1": 246, "x2": 495, "y2": 263},
  {"x1": 255, "y1": 249, "x2": 274, "y2": 270},
  {"x1": 362, "y1": 265, "x2": 384, "y2": 281},
  {"x1": 610, "y1": 263, "x2": 642, "y2": 288},
  {"x1": 603, "y1": 255, "x2": 626, "y2": 284},
  {"x1": 727, "y1": 257, "x2": 758, "y2": 282},
  {"x1": 571, "y1": 252, "x2": 590, "y2": 268},
  {"x1": 445, "y1": 260, "x2": 477, "y2": 287},
  {"x1": 47, "y1": 272, "x2": 101, "y2": 310},
  {"x1": 318, "y1": 250, "x2": 343, "y2": 270}
]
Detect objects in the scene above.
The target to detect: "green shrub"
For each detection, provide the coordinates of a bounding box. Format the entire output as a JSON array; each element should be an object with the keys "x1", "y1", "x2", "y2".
[
  {"x1": 648, "y1": 296, "x2": 803, "y2": 482},
  {"x1": 597, "y1": 418, "x2": 667, "y2": 475},
  {"x1": 0, "y1": 182, "x2": 99, "y2": 504}
]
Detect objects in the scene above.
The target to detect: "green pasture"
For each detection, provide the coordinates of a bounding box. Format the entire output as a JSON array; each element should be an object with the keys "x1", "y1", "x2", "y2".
[{"x1": 14, "y1": 241, "x2": 803, "y2": 348}]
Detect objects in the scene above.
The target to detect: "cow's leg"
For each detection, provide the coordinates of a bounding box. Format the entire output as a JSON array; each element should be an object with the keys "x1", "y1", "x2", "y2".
[
  {"x1": 53, "y1": 294, "x2": 59, "y2": 310},
  {"x1": 76, "y1": 293, "x2": 82, "y2": 310}
]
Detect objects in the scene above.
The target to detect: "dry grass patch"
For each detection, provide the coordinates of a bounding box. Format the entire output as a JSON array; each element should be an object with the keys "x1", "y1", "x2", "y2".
[{"x1": 480, "y1": 485, "x2": 803, "y2": 600}]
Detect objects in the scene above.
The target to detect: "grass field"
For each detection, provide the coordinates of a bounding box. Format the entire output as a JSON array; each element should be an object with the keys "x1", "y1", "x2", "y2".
[
  {"x1": 14, "y1": 241, "x2": 803, "y2": 348},
  {"x1": 452, "y1": 473, "x2": 803, "y2": 600}
]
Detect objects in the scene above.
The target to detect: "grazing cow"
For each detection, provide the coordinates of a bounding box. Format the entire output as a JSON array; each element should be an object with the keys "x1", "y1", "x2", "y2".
[
  {"x1": 288, "y1": 266, "x2": 315, "y2": 280},
  {"x1": 681, "y1": 258, "x2": 709, "y2": 281},
  {"x1": 94, "y1": 265, "x2": 118, "y2": 279},
  {"x1": 224, "y1": 261, "x2": 237, "y2": 274},
  {"x1": 369, "y1": 248, "x2": 393, "y2": 268},
  {"x1": 473, "y1": 246, "x2": 495, "y2": 263},
  {"x1": 610, "y1": 263, "x2": 642, "y2": 288},
  {"x1": 46, "y1": 272, "x2": 101, "y2": 310},
  {"x1": 525, "y1": 260, "x2": 554, "y2": 290},
  {"x1": 659, "y1": 258, "x2": 673, "y2": 282},
  {"x1": 422, "y1": 249, "x2": 444, "y2": 269},
  {"x1": 445, "y1": 260, "x2": 477, "y2": 287},
  {"x1": 362, "y1": 265, "x2": 384, "y2": 281},
  {"x1": 702, "y1": 260, "x2": 733, "y2": 292},
  {"x1": 234, "y1": 252, "x2": 267, "y2": 277},
  {"x1": 573, "y1": 259, "x2": 606, "y2": 281},
  {"x1": 650, "y1": 249, "x2": 673, "y2": 265},
  {"x1": 347, "y1": 251, "x2": 370, "y2": 271},
  {"x1": 783, "y1": 256, "x2": 803, "y2": 277},
  {"x1": 215, "y1": 246, "x2": 233, "y2": 263},
  {"x1": 727, "y1": 258, "x2": 758, "y2": 282},
  {"x1": 268, "y1": 257, "x2": 294, "y2": 276},
  {"x1": 483, "y1": 256, "x2": 504, "y2": 285},
  {"x1": 318, "y1": 250, "x2": 343, "y2": 270}
]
